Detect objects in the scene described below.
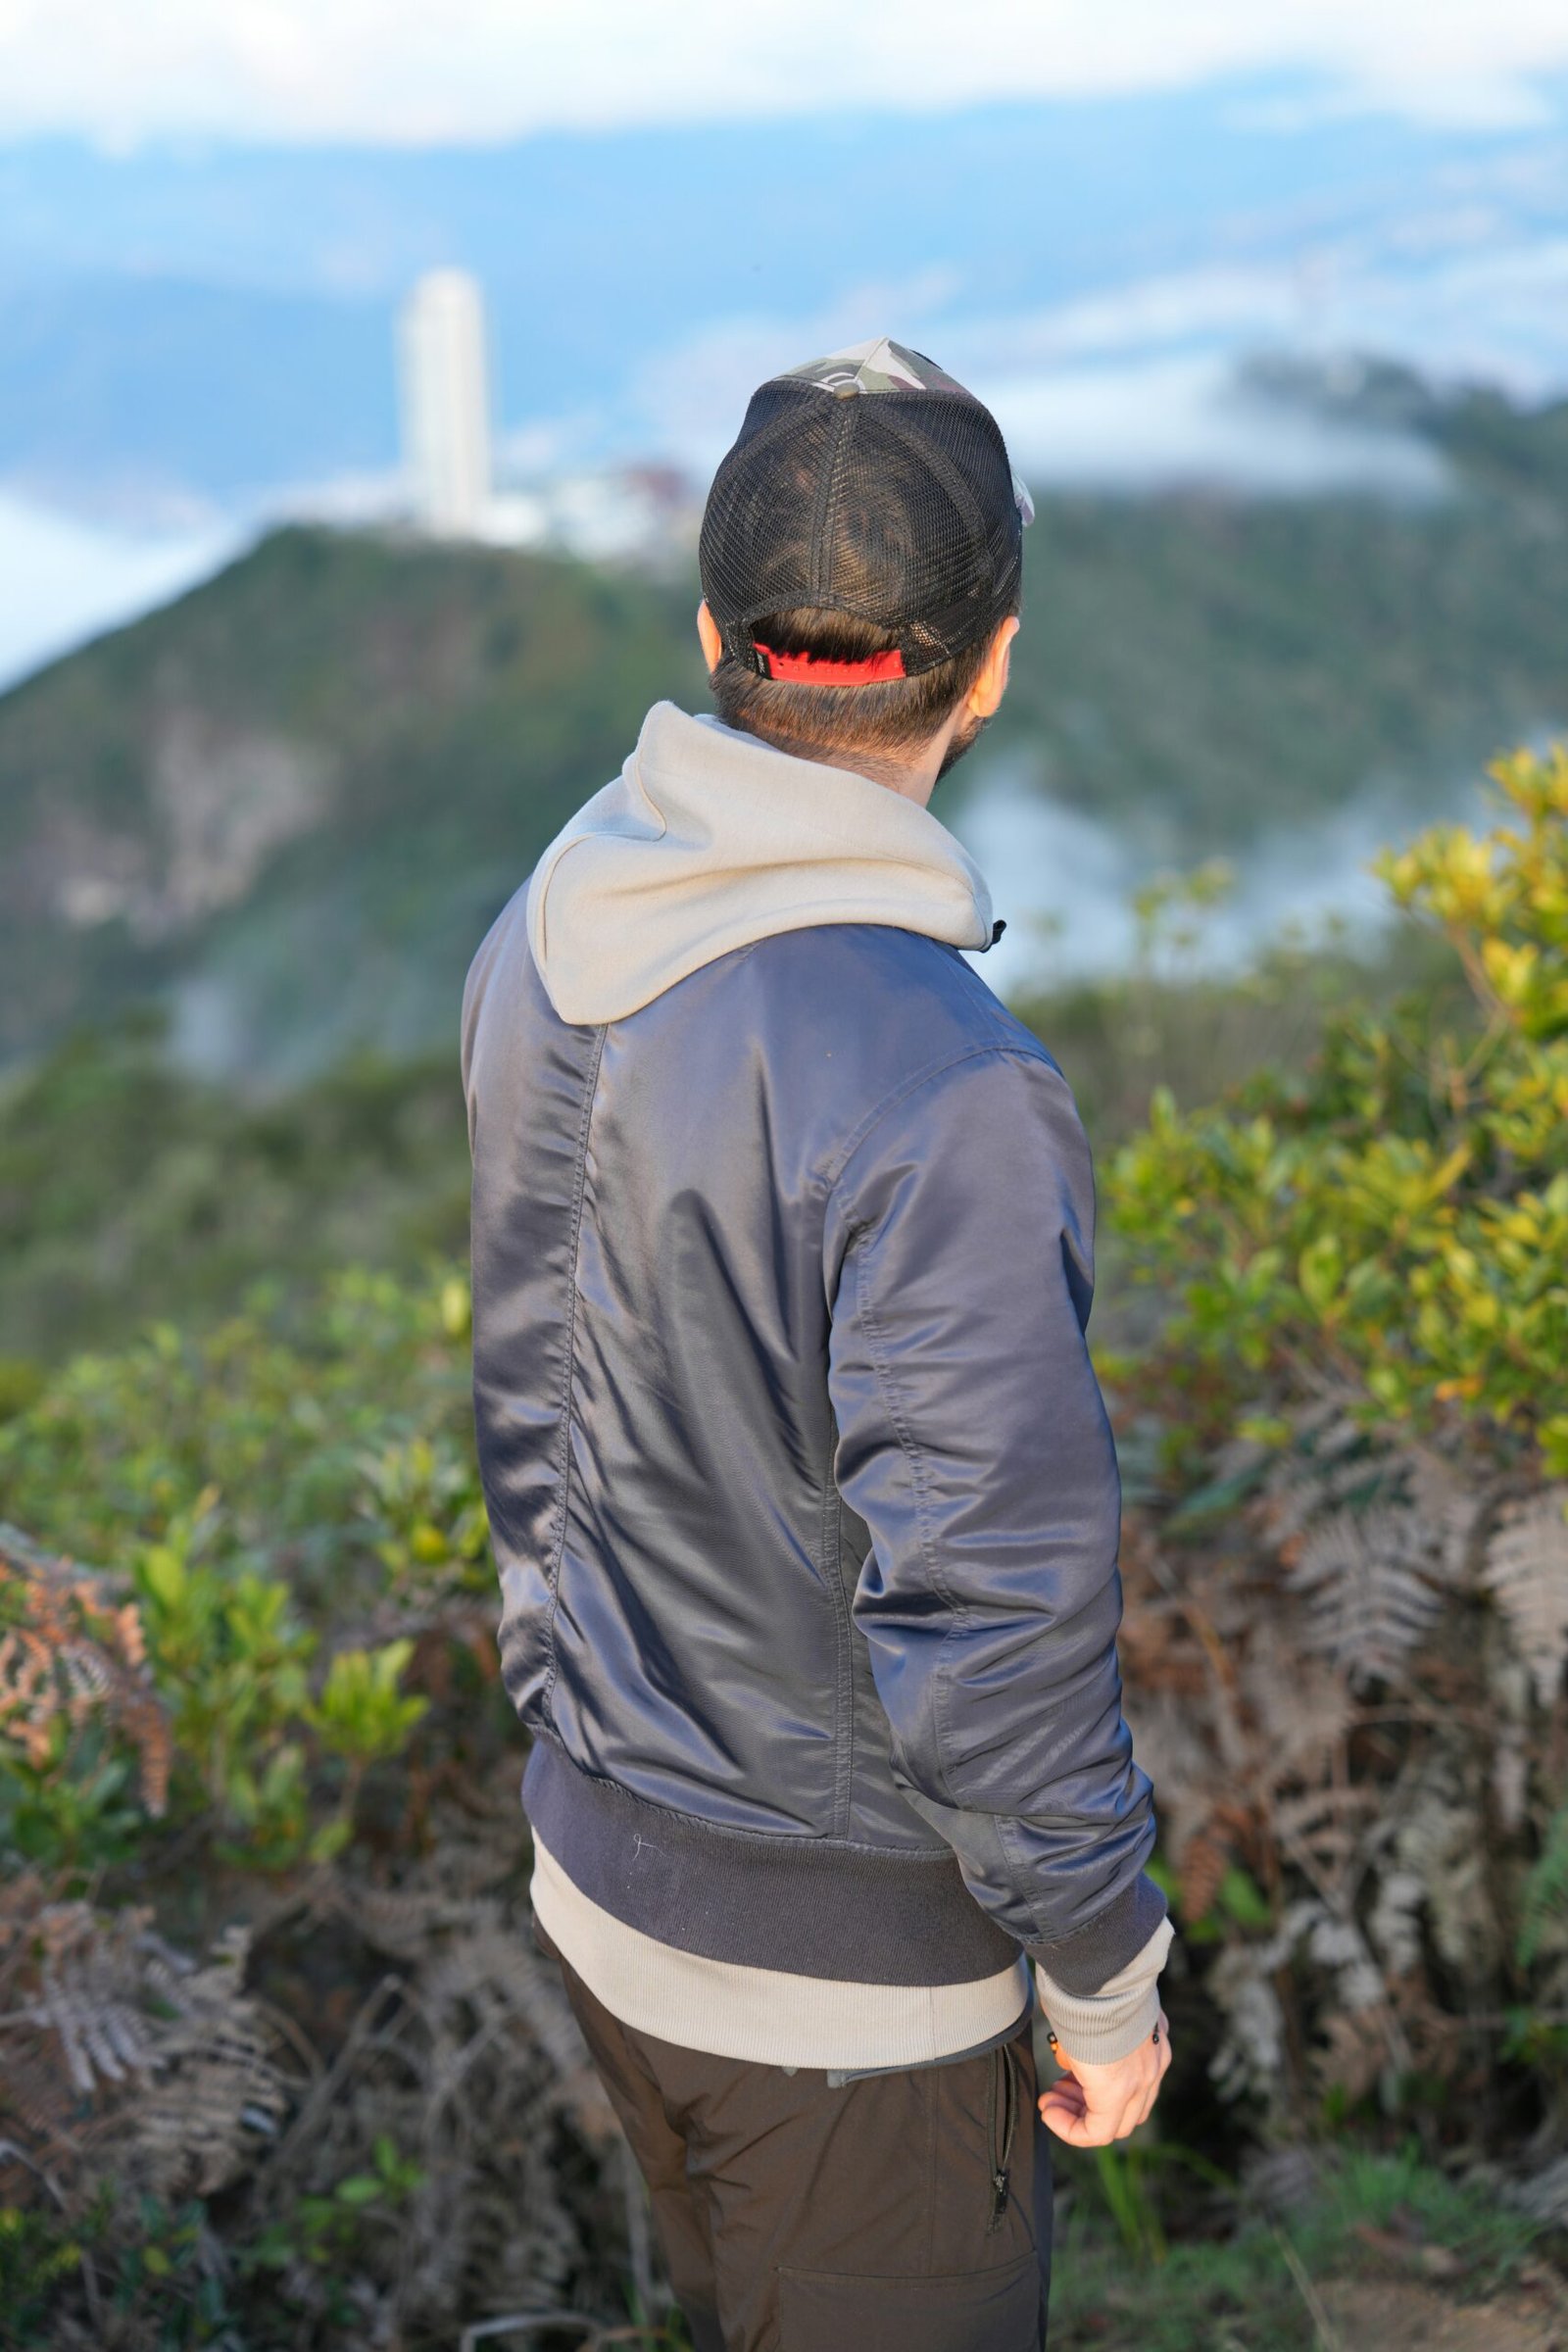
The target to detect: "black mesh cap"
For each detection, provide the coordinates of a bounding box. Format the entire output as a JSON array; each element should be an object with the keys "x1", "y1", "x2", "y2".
[{"x1": 699, "y1": 336, "x2": 1033, "y2": 682}]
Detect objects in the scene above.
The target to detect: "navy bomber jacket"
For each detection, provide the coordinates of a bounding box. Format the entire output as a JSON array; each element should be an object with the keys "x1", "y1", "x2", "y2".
[{"x1": 462, "y1": 703, "x2": 1165, "y2": 2014}]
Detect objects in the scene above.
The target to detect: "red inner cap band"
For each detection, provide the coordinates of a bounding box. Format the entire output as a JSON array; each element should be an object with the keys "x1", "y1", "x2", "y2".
[{"x1": 754, "y1": 639, "x2": 906, "y2": 684}]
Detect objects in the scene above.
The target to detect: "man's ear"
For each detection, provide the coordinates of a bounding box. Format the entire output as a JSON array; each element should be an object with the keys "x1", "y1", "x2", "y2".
[
  {"x1": 697, "y1": 600, "x2": 725, "y2": 674},
  {"x1": 968, "y1": 615, "x2": 1019, "y2": 719}
]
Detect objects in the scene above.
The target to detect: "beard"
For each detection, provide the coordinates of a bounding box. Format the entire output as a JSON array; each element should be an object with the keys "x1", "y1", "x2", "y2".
[{"x1": 935, "y1": 707, "x2": 991, "y2": 784}]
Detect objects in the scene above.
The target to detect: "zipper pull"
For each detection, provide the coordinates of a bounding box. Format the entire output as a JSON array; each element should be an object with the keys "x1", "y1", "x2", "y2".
[{"x1": 988, "y1": 2041, "x2": 1018, "y2": 2231}]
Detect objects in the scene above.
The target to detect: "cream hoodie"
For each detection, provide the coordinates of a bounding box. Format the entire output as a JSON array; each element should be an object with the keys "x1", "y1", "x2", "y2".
[{"x1": 525, "y1": 700, "x2": 995, "y2": 1024}]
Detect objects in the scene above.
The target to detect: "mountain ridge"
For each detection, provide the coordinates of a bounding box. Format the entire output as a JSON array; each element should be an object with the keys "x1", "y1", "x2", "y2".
[{"x1": 4, "y1": 383, "x2": 1566, "y2": 1079}]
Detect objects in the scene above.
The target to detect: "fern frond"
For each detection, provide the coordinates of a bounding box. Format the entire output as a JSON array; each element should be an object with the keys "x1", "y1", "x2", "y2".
[
  {"x1": 1402, "y1": 1449, "x2": 1484, "y2": 1586},
  {"x1": 1239, "y1": 1656, "x2": 1355, "y2": 1776},
  {"x1": 36, "y1": 1903, "x2": 157, "y2": 2095},
  {"x1": 1287, "y1": 1505, "x2": 1444, "y2": 1684},
  {"x1": 1265, "y1": 1412, "x2": 1380, "y2": 1544},
  {"x1": 1272, "y1": 1787, "x2": 1379, "y2": 1891},
  {"x1": 1485, "y1": 1488, "x2": 1568, "y2": 1707},
  {"x1": 1367, "y1": 1868, "x2": 1427, "y2": 1977},
  {"x1": 1394, "y1": 1770, "x2": 1499, "y2": 1978},
  {"x1": 0, "y1": 1893, "x2": 288, "y2": 2202}
]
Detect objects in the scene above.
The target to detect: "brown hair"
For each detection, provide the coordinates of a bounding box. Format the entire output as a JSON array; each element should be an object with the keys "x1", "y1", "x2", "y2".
[{"x1": 708, "y1": 606, "x2": 1005, "y2": 767}]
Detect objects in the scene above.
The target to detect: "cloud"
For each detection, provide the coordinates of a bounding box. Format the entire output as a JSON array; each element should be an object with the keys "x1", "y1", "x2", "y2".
[
  {"x1": 990, "y1": 355, "x2": 1451, "y2": 496},
  {"x1": 620, "y1": 212, "x2": 1568, "y2": 497},
  {"x1": 952, "y1": 752, "x2": 1478, "y2": 993},
  {"x1": 952, "y1": 229, "x2": 1568, "y2": 399},
  {"x1": 0, "y1": 488, "x2": 238, "y2": 690},
  {"x1": 0, "y1": 0, "x2": 1565, "y2": 147},
  {"x1": 626, "y1": 300, "x2": 1454, "y2": 496}
]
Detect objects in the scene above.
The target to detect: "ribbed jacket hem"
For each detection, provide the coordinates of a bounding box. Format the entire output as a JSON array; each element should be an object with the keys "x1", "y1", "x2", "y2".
[
  {"x1": 522, "y1": 1734, "x2": 1021, "y2": 1985},
  {"x1": 532, "y1": 1834, "x2": 1031, "y2": 2070}
]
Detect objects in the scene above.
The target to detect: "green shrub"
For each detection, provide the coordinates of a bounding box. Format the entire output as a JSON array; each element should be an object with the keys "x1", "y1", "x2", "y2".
[
  {"x1": 1109, "y1": 743, "x2": 1568, "y2": 1459},
  {"x1": 1104, "y1": 744, "x2": 1568, "y2": 2133},
  {"x1": 0, "y1": 1270, "x2": 481, "y2": 1884}
]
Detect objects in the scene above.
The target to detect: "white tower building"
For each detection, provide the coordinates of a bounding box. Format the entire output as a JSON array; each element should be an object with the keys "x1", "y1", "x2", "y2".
[{"x1": 398, "y1": 270, "x2": 493, "y2": 537}]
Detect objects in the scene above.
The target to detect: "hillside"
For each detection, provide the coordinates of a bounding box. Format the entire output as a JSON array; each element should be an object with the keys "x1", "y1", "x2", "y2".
[
  {"x1": 4, "y1": 379, "x2": 1568, "y2": 1077},
  {"x1": 0, "y1": 527, "x2": 707, "y2": 1075}
]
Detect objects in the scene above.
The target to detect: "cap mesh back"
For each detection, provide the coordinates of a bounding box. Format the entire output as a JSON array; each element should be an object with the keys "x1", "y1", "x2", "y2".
[{"x1": 700, "y1": 379, "x2": 1022, "y2": 676}]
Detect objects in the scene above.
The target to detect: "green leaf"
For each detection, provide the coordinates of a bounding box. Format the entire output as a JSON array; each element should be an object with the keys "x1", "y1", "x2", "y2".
[
  {"x1": 1216, "y1": 1866, "x2": 1273, "y2": 1932},
  {"x1": 309, "y1": 1815, "x2": 353, "y2": 1864},
  {"x1": 334, "y1": 2175, "x2": 383, "y2": 2207}
]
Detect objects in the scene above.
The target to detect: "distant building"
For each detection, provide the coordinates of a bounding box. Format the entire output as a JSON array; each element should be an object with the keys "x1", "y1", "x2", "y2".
[
  {"x1": 483, "y1": 462, "x2": 699, "y2": 569},
  {"x1": 398, "y1": 270, "x2": 493, "y2": 536},
  {"x1": 392, "y1": 269, "x2": 699, "y2": 562}
]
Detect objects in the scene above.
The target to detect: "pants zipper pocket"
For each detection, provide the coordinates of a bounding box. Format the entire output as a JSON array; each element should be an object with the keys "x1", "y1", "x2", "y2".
[{"x1": 987, "y1": 2041, "x2": 1017, "y2": 2233}]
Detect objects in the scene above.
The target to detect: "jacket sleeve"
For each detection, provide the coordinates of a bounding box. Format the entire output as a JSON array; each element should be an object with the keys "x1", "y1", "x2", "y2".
[{"x1": 823, "y1": 1043, "x2": 1166, "y2": 1995}]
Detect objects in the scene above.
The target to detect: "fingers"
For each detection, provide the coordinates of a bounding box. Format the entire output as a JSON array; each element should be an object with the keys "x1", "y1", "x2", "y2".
[
  {"x1": 1039, "y1": 2080, "x2": 1144, "y2": 2147},
  {"x1": 1040, "y1": 2092, "x2": 1141, "y2": 2148},
  {"x1": 1038, "y1": 2091, "x2": 1090, "y2": 2147},
  {"x1": 1039, "y1": 2083, "x2": 1087, "y2": 2139}
]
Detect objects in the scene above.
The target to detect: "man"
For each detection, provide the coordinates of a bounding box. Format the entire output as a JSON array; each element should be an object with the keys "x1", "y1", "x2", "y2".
[{"x1": 463, "y1": 337, "x2": 1171, "y2": 2352}]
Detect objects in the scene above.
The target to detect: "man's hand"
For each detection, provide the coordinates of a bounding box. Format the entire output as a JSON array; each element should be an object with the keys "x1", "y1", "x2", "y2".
[{"x1": 1039, "y1": 2011, "x2": 1171, "y2": 2146}]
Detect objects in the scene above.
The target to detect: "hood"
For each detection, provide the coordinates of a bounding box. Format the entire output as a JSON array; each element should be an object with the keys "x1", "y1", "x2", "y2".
[{"x1": 525, "y1": 702, "x2": 995, "y2": 1024}]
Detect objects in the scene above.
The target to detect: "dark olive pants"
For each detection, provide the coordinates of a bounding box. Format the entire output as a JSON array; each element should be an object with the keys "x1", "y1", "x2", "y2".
[{"x1": 540, "y1": 1928, "x2": 1051, "y2": 2352}]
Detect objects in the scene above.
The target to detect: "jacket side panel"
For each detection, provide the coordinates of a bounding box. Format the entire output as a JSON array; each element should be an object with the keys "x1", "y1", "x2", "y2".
[
  {"x1": 464, "y1": 894, "x2": 605, "y2": 1731},
  {"x1": 533, "y1": 927, "x2": 1042, "y2": 1844},
  {"x1": 823, "y1": 1043, "x2": 1165, "y2": 1992},
  {"x1": 544, "y1": 966, "x2": 855, "y2": 1833}
]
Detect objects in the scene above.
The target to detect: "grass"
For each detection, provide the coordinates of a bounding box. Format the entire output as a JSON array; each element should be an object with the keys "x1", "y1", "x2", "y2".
[
  {"x1": 1048, "y1": 2145, "x2": 1544, "y2": 2351},
  {"x1": 499, "y1": 2148, "x2": 1555, "y2": 2350}
]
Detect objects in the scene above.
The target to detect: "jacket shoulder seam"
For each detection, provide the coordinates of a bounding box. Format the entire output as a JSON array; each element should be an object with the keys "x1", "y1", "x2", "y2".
[{"x1": 821, "y1": 1038, "x2": 1055, "y2": 1204}]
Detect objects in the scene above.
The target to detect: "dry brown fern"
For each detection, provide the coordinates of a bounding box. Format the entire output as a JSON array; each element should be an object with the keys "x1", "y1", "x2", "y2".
[
  {"x1": 0, "y1": 1886, "x2": 289, "y2": 2205},
  {"x1": 1118, "y1": 1416, "x2": 1513, "y2": 2125},
  {"x1": 1286, "y1": 1504, "x2": 1446, "y2": 1685},
  {"x1": 1484, "y1": 1486, "x2": 1568, "y2": 1707},
  {"x1": 229, "y1": 1855, "x2": 620, "y2": 2334},
  {"x1": 1263, "y1": 1407, "x2": 1377, "y2": 1543},
  {"x1": 0, "y1": 1526, "x2": 172, "y2": 1814},
  {"x1": 119, "y1": 1925, "x2": 291, "y2": 2196}
]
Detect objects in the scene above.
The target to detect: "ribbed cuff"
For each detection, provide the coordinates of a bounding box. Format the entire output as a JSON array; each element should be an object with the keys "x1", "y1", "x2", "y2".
[
  {"x1": 1035, "y1": 1915, "x2": 1174, "y2": 2067},
  {"x1": 1024, "y1": 1868, "x2": 1169, "y2": 1996}
]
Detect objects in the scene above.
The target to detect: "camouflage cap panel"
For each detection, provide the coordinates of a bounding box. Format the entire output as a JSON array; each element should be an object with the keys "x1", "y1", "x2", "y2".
[{"x1": 778, "y1": 336, "x2": 971, "y2": 398}]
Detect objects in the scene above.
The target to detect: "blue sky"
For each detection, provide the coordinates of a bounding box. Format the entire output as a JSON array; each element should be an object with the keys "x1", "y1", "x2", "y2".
[{"x1": 6, "y1": 85, "x2": 1566, "y2": 498}]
